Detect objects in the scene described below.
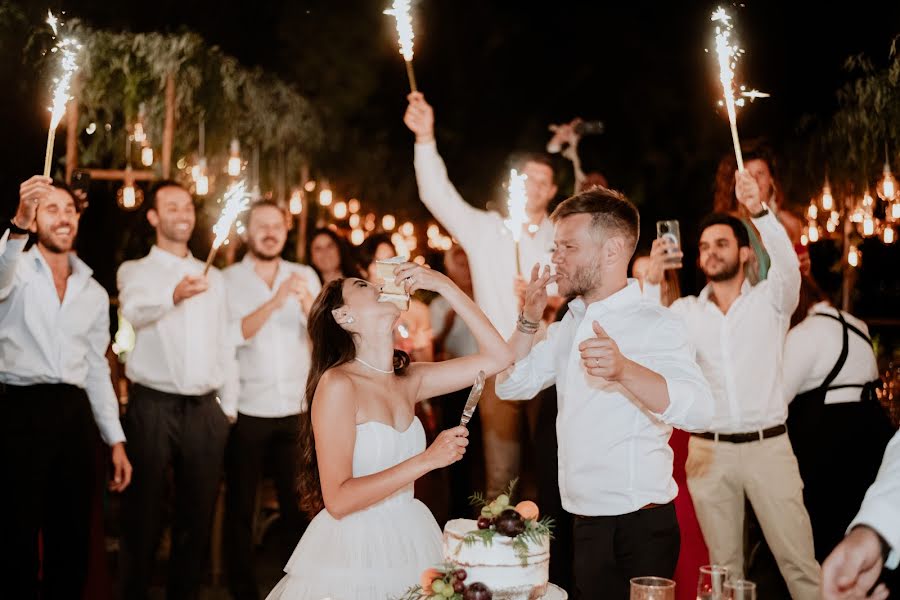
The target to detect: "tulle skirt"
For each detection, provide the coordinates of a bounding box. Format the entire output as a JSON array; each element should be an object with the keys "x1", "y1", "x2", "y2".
[{"x1": 266, "y1": 496, "x2": 442, "y2": 600}]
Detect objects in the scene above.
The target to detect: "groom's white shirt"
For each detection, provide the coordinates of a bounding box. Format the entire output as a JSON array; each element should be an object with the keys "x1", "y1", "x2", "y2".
[{"x1": 496, "y1": 280, "x2": 714, "y2": 516}]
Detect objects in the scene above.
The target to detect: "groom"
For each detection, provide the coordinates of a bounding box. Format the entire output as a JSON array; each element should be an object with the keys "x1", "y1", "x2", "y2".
[{"x1": 495, "y1": 187, "x2": 714, "y2": 599}]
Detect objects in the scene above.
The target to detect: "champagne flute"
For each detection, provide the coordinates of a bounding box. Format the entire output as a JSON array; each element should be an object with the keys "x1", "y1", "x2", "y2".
[
  {"x1": 724, "y1": 579, "x2": 756, "y2": 600},
  {"x1": 630, "y1": 577, "x2": 676, "y2": 600},
  {"x1": 697, "y1": 565, "x2": 729, "y2": 600}
]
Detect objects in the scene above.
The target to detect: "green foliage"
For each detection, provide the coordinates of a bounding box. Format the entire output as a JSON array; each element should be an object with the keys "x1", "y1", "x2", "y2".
[{"x1": 27, "y1": 19, "x2": 322, "y2": 190}]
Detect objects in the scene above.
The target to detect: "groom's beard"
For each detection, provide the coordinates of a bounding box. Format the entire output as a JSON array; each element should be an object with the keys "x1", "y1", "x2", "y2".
[{"x1": 559, "y1": 260, "x2": 602, "y2": 298}]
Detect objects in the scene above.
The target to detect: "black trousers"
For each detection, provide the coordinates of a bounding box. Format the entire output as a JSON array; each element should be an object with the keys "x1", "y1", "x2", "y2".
[
  {"x1": 120, "y1": 383, "x2": 230, "y2": 600},
  {"x1": 225, "y1": 413, "x2": 307, "y2": 600},
  {"x1": 0, "y1": 383, "x2": 98, "y2": 600},
  {"x1": 572, "y1": 502, "x2": 680, "y2": 600}
]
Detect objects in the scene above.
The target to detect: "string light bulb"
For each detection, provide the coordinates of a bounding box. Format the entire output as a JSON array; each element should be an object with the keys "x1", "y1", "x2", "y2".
[
  {"x1": 382, "y1": 214, "x2": 396, "y2": 231},
  {"x1": 228, "y1": 139, "x2": 242, "y2": 177},
  {"x1": 319, "y1": 189, "x2": 333, "y2": 207},
  {"x1": 289, "y1": 190, "x2": 303, "y2": 215},
  {"x1": 820, "y1": 178, "x2": 834, "y2": 211}
]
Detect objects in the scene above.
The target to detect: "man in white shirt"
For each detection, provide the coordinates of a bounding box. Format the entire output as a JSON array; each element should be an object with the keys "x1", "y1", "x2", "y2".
[
  {"x1": 222, "y1": 200, "x2": 320, "y2": 600},
  {"x1": 117, "y1": 181, "x2": 236, "y2": 600},
  {"x1": 496, "y1": 188, "x2": 714, "y2": 599},
  {"x1": 0, "y1": 176, "x2": 131, "y2": 598},
  {"x1": 645, "y1": 171, "x2": 819, "y2": 599},
  {"x1": 405, "y1": 91, "x2": 560, "y2": 496},
  {"x1": 823, "y1": 429, "x2": 900, "y2": 600}
]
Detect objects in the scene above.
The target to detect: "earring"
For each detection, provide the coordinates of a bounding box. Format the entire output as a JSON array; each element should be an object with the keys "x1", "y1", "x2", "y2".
[{"x1": 345, "y1": 316, "x2": 355, "y2": 325}]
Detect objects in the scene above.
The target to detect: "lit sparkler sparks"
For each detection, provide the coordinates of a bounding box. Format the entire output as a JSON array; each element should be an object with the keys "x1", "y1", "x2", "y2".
[
  {"x1": 504, "y1": 169, "x2": 528, "y2": 275},
  {"x1": 204, "y1": 181, "x2": 250, "y2": 274},
  {"x1": 384, "y1": 0, "x2": 418, "y2": 91},
  {"x1": 711, "y1": 6, "x2": 745, "y2": 171},
  {"x1": 43, "y1": 10, "x2": 82, "y2": 177}
]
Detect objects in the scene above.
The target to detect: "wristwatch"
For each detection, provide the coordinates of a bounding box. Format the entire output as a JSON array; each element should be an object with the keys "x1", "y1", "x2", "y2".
[
  {"x1": 750, "y1": 203, "x2": 770, "y2": 219},
  {"x1": 5, "y1": 218, "x2": 29, "y2": 235}
]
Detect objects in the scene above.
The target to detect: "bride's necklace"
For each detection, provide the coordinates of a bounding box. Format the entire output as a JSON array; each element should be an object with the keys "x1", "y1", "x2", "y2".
[{"x1": 354, "y1": 357, "x2": 393, "y2": 374}]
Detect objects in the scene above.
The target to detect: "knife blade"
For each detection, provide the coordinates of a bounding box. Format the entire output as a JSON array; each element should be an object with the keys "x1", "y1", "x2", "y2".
[{"x1": 460, "y1": 370, "x2": 486, "y2": 426}]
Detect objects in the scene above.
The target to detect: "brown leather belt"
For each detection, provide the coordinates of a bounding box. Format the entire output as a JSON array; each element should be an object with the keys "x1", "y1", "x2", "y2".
[{"x1": 692, "y1": 424, "x2": 787, "y2": 444}]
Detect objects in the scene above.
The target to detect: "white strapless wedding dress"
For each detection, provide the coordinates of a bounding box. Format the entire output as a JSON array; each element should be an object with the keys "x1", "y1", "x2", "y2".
[{"x1": 266, "y1": 417, "x2": 442, "y2": 600}]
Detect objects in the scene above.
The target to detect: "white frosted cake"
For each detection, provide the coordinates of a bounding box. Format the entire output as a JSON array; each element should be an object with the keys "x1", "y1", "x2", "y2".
[{"x1": 442, "y1": 518, "x2": 550, "y2": 600}]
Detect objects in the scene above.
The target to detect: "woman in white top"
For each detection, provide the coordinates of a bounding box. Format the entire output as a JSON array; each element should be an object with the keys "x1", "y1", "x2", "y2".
[{"x1": 784, "y1": 275, "x2": 894, "y2": 563}]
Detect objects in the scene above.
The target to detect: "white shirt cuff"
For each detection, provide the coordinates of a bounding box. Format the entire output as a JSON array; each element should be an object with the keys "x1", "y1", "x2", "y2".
[{"x1": 850, "y1": 498, "x2": 900, "y2": 570}]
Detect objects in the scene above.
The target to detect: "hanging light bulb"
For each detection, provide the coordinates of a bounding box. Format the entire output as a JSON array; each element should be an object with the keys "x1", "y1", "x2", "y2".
[
  {"x1": 892, "y1": 201, "x2": 900, "y2": 221},
  {"x1": 826, "y1": 219, "x2": 837, "y2": 234},
  {"x1": 289, "y1": 189, "x2": 303, "y2": 215},
  {"x1": 350, "y1": 228, "x2": 365, "y2": 245},
  {"x1": 883, "y1": 224, "x2": 895, "y2": 244},
  {"x1": 847, "y1": 245, "x2": 860, "y2": 267},
  {"x1": 807, "y1": 221, "x2": 819, "y2": 243},
  {"x1": 195, "y1": 158, "x2": 209, "y2": 196},
  {"x1": 382, "y1": 214, "x2": 396, "y2": 231},
  {"x1": 820, "y1": 178, "x2": 834, "y2": 211},
  {"x1": 348, "y1": 198, "x2": 361, "y2": 214},
  {"x1": 141, "y1": 145, "x2": 153, "y2": 167},
  {"x1": 333, "y1": 201, "x2": 348, "y2": 219},
  {"x1": 807, "y1": 200, "x2": 818, "y2": 220},
  {"x1": 800, "y1": 233, "x2": 809, "y2": 246},
  {"x1": 878, "y1": 144, "x2": 897, "y2": 200},
  {"x1": 862, "y1": 190, "x2": 875, "y2": 208},
  {"x1": 304, "y1": 180, "x2": 316, "y2": 192},
  {"x1": 319, "y1": 189, "x2": 333, "y2": 207},
  {"x1": 364, "y1": 213, "x2": 377, "y2": 231},
  {"x1": 400, "y1": 221, "x2": 415, "y2": 236},
  {"x1": 116, "y1": 166, "x2": 144, "y2": 211},
  {"x1": 862, "y1": 214, "x2": 875, "y2": 237},
  {"x1": 349, "y1": 213, "x2": 361, "y2": 228},
  {"x1": 228, "y1": 139, "x2": 242, "y2": 177}
]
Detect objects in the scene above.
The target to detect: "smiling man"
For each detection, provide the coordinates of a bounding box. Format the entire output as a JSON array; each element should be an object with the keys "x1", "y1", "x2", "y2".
[
  {"x1": 0, "y1": 175, "x2": 131, "y2": 597},
  {"x1": 116, "y1": 180, "x2": 237, "y2": 600},
  {"x1": 645, "y1": 171, "x2": 819, "y2": 599}
]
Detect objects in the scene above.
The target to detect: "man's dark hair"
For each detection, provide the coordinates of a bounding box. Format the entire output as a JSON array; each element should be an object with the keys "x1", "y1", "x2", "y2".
[
  {"x1": 50, "y1": 179, "x2": 83, "y2": 213},
  {"x1": 246, "y1": 199, "x2": 287, "y2": 227},
  {"x1": 550, "y1": 186, "x2": 640, "y2": 253},
  {"x1": 148, "y1": 180, "x2": 190, "y2": 210},
  {"x1": 514, "y1": 152, "x2": 557, "y2": 178},
  {"x1": 698, "y1": 213, "x2": 751, "y2": 248}
]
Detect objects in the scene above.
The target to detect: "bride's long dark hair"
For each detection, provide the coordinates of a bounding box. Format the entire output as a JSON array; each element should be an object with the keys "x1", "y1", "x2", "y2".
[{"x1": 297, "y1": 278, "x2": 410, "y2": 517}]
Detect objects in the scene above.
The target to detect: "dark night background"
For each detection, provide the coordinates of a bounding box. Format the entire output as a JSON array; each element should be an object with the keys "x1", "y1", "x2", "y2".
[{"x1": 1, "y1": 0, "x2": 899, "y2": 320}]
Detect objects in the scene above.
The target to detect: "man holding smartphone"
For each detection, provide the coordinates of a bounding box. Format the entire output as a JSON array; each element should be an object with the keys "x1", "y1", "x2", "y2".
[{"x1": 644, "y1": 172, "x2": 819, "y2": 599}]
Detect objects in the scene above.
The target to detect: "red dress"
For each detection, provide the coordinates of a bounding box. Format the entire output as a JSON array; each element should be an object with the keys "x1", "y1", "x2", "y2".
[{"x1": 669, "y1": 429, "x2": 709, "y2": 600}]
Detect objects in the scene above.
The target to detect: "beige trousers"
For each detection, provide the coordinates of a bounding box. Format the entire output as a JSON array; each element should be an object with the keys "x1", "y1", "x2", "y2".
[
  {"x1": 479, "y1": 377, "x2": 523, "y2": 497},
  {"x1": 686, "y1": 433, "x2": 821, "y2": 600}
]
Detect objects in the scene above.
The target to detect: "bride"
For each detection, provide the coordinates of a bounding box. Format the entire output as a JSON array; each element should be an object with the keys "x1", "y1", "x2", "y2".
[{"x1": 266, "y1": 262, "x2": 514, "y2": 600}]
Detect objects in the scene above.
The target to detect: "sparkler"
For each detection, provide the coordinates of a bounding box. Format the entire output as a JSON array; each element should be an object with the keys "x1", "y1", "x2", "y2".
[
  {"x1": 203, "y1": 181, "x2": 250, "y2": 275},
  {"x1": 503, "y1": 169, "x2": 528, "y2": 275},
  {"x1": 384, "y1": 0, "x2": 417, "y2": 92},
  {"x1": 711, "y1": 7, "x2": 745, "y2": 171},
  {"x1": 43, "y1": 11, "x2": 81, "y2": 177}
]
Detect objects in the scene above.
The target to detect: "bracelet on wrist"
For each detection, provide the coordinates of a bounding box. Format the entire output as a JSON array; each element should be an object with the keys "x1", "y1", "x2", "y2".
[
  {"x1": 517, "y1": 313, "x2": 540, "y2": 335},
  {"x1": 7, "y1": 217, "x2": 30, "y2": 235}
]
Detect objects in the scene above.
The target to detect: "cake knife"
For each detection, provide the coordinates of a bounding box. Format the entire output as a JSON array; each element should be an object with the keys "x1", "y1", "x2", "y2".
[{"x1": 460, "y1": 370, "x2": 486, "y2": 427}]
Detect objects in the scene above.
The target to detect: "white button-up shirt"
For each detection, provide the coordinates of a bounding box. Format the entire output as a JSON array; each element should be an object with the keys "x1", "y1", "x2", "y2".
[
  {"x1": 117, "y1": 246, "x2": 237, "y2": 410},
  {"x1": 647, "y1": 211, "x2": 800, "y2": 434},
  {"x1": 783, "y1": 302, "x2": 879, "y2": 405},
  {"x1": 850, "y1": 429, "x2": 900, "y2": 569},
  {"x1": 0, "y1": 231, "x2": 125, "y2": 445},
  {"x1": 414, "y1": 141, "x2": 556, "y2": 338},
  {"x1": 223, "y1": 256, "x2": 321, "y2": 418},
  {"x1": 496, "y1": 280, "x2": 714, "y2": 516}
]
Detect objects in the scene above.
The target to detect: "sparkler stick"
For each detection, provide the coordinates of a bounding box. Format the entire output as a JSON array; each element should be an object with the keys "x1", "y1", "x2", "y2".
[
  {"x1": 504, "y1": 169, "x2": 528, "y2": 276},
  {"x1": 203, "y1": 181, "x2": 250, "y2": 275},
  {"x1": 712, "y1": 7, "x2": 744, "y2": 171},
  {"x1": 43, "y1": 11, "x2": 81, "y2": 177},
  {"x1": 385, "y1": 0, "x2": 417, "y2": 92}
]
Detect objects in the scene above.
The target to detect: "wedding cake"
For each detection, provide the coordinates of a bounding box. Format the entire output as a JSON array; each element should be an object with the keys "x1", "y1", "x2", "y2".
[{"x1": 442, "y1": 487, "x2": 551, "y2": 600}]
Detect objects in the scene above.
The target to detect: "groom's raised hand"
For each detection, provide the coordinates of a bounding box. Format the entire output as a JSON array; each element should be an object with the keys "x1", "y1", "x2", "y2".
[
  {"x1": 579, "y1": 321, "x2": 626, "y2": 380},
  {"x1": 522, "y1": 263, "x2": 557, "y2": 323}
]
